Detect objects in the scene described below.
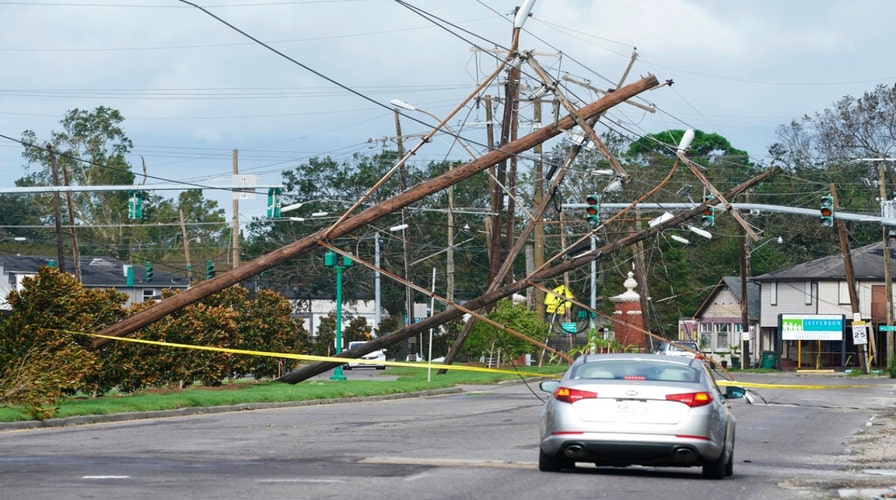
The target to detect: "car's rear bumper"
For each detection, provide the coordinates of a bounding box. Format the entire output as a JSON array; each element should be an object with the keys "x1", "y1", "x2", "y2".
[{"x1": 541, "y1": 433, "x2": 723, "y2": 466}]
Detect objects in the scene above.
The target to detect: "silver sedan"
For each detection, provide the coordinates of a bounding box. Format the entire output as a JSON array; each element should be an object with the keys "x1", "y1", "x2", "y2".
[{"x1": 538, "y1": 353, "x2": 747, "y2": 479}]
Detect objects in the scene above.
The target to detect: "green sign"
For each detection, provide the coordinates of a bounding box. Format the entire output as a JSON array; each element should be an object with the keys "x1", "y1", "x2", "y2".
[{"x1": 879, "y1": 325, "x2": 896, "y2": 331}]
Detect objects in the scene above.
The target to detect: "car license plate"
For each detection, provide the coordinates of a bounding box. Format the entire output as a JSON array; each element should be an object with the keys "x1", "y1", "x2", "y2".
[{"x1": 616, "y1": 400, "x2": 646, "y2": 414}]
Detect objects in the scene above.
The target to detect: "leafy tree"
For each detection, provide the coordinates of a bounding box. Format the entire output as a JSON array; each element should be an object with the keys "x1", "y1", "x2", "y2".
[
  {"x1": 0, "y1": 267, "x2": 128, "y2": 418},
  {"x1": 203, "y1": 287, "x2": 309, "y2": 380},
  {"x1": 343, "y1": 315, "x2": 372, "y2": 344},
  {"x1": 460, "y1": 299, "x2": 548, "y2": 361},
  {"x1": 131, "y1": 189, "x2": 227, "y2": 268},
  {"x1": 111, "y1": 286, "x2": 307, "y2": 389},
  {"x1": 313, "y1": 312, "x2": 336, "y2": 357},
  {"x1": 243, "y1": 152, "x2": 421, "y2": 318},
  {"x1": 767, "y1": 85, "x2": 895, "y2": 255},
  {"x1": 20, "y1": 107, "x2": 135, "y2": 257},
  {"x1": 18, "y1": 107, "x2": 228, "y2": 273}
]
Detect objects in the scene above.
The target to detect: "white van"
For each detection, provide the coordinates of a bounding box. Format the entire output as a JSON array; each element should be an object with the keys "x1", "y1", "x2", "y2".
[{"x1": 344, "y1": 341, "x2": 386, "y2": 370}]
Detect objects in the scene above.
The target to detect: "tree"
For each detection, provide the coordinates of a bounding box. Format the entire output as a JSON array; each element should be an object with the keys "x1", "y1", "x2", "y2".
[
  {"x1": 20, "y1": 107, "x2": 135, "y2": 258},
  {"x1": 461, "y1": 299, "x2": 548, "y2": 361},
  {"x1": 0, "y1": 267, "x2": 128, "y2": 418},
  {"x1": 243, "y1": 152, "x2": 411, "y2": 314},
  {"x1": 18, "y1": 107, "x2": 228, "y2": 269},
  {"x1": 132, "y1": 189, "x2": 227, "y2": 267},
  {"x1": 768, "y1": 85, "x2": 892, "y2": 254}
]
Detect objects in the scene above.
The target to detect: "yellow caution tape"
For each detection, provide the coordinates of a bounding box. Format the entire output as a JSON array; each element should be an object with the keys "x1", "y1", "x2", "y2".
[
  {"x1": 716, "y1": 379, "x2": 873, "y2": 390},
  {"x1": 71, "y1": 332, "x2": 872, "y2": 389},
  {"x1": 76, "y1": 332, "x2": 556, "y2": 379}
]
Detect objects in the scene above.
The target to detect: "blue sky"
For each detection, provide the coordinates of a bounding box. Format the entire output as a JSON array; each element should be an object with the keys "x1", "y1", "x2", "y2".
[{"x1": 1, "y1": 0, "x2": 894, "y2": 224}]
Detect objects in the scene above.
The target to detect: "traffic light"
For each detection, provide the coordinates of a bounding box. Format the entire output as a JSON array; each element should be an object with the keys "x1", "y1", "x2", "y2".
[
  {"x1": 585, "y1": 194, "x2": 600, "y2": 227},
  {"x1": 145, "y1": 262, "x2": 153, "y2": 283},
  {"x1": 701, "y1": 206, "x2": 715, "y2": 227},
  {"x1": 127, "y1": 190, "x2": 143, "y2": 220},
  {"x1": 820, "y1": 195, "x2": 834, "y2": 227},
  {"x1": 205, "y1": 260, "x2": 215, "y2": 279},
  {"x1": 267, "y1": 188, "x2": 282, "y2": 218}
]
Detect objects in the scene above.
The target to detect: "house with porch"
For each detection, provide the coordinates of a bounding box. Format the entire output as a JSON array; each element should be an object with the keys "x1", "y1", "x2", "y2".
[{"x1": 689, "y1": 276, "x2": 759, "y2": 367}]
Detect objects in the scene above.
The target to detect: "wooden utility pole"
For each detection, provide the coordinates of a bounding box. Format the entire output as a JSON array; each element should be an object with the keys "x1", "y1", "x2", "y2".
[
  {"x1": 49, "y1": 146, "x2": 67, "y2": 274},
  {"x1": 231, "y1": 149, "x2": 240, "y2": 268},
  {"x1": 93, "y1": 75, "x2": 659, "y2": 347},
  {"x1": 877, "y1": 161, "x2": 894, "y2": 366},
  {"x1": 394, "y1": 107, "x2": 415, "y2": 355},
  {"x1": 60, "y1": 163, "x2": 81, "y2": 282},
  {"x1": 832, "y1": 185, "x2": 866, "y2": 372},
  {"x1": 533, "y1": 99, "x2": 545, "y2": 322},
  {"x1": 180, "y1": 208, "x2": 193, "y2": 286}
]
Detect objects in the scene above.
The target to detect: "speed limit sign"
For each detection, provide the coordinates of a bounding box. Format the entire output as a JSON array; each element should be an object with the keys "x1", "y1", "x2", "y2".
[{"x1": 852, "y1": 321, "x2": 868, "y2": 345}]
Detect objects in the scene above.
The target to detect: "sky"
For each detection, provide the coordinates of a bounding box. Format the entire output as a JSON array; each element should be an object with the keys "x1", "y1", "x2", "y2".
[{"x1": 1, "y1": 0, "x2": 895, "y2": 227}]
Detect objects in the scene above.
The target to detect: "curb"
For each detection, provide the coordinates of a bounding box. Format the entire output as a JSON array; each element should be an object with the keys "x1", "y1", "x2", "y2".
[{"x1": 0, "y1": 387, "x2": 463, "y2": 432}]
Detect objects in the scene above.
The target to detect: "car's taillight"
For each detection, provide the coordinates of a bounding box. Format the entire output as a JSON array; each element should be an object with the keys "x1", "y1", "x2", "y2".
[
  {"x1": 666, "y1": 391, "x2": 713, "y2": 407},
  {"x1": 553, "y1": 387, "x2": 598, "y2": 403}
]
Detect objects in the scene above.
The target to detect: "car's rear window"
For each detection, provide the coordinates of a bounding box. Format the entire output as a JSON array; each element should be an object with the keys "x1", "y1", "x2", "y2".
[
  {"x1": 571, "y1": 360, "x2": 699, "y2": 383},
  {"x1": 670, "y1": 342, "x2": 698, "y2": 351}
]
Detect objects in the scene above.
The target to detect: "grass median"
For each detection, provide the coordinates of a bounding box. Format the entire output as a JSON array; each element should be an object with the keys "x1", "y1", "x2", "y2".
[{"x1": 0, "y1": 363, "x2": 568, "y2": 422}]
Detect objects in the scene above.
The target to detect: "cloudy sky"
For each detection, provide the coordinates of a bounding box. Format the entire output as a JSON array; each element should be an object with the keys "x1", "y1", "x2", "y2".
[{"x1": 1, "y1": 0, "x2": 894, "y2": 223}]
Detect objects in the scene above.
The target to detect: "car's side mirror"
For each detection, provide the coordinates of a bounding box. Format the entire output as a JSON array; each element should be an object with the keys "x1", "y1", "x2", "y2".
[
  {"x1": 724, "y1": 386, "x2": 747, "y2": 399},
  {"x1": 539, "y1": 380, "x2": 560, "y2": 393}
]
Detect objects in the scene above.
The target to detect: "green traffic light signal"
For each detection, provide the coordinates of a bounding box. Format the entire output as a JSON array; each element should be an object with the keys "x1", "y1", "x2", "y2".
[
  {"x1": 585, "y1": 194, "x2": 600, "y2": 227},
  {"x1": 205, "y1": 260, "x2": 215, "y2": 279},
  {"x1": 145, "y1": 262, "x2": 153, "y2": 283},
  {"x1": 820, "y1": 195, "x2": 834, "y2": 227}
]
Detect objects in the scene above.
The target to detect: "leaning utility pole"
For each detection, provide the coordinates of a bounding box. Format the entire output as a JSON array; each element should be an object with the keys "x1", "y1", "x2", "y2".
[{"x1": 93, "y1": 75, "x2": 661, "y2": 346}]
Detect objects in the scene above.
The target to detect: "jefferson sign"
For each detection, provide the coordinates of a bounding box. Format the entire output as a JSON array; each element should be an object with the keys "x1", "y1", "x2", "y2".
[{"x1": 780, "y1": 314, "x2": 844, "y2": 341}]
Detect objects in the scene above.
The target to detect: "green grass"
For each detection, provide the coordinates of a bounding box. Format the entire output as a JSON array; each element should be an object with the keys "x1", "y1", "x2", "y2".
[{"x1": 0, "y1": 364, "x2": 568, "y2": 422}]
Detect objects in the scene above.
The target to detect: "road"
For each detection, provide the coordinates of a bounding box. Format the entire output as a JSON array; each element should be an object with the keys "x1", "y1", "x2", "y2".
[{"x1": 1, "y1": 371, "x2": 895, "y2": 499}]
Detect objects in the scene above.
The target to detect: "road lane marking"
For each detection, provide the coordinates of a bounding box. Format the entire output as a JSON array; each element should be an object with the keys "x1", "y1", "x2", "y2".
[{"x1": 359, "y1": 456, "x2": 536, "y2": 469}]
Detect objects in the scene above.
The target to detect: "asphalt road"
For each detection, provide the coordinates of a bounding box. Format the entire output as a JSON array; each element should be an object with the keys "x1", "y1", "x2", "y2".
[{"x1": 1, "y1": 371, "x2": 895, "y2": 499}]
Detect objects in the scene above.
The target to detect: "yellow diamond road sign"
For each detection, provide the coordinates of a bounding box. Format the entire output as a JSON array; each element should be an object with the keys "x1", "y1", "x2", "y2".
[{"x1": 545, "y1": 284, "x2": 574, "y2": 314}]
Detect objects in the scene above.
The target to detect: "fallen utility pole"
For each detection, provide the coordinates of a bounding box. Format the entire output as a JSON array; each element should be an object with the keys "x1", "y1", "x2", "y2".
[
  {"x1": 280, "y1": 167, "x2": 781, "y2": 383},
  {"x1": 93, "y1": 74, "x2": 661, "y2": 347}
]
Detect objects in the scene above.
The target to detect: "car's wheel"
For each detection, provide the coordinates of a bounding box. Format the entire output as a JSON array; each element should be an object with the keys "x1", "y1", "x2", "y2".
[
  {"x1": 538, "y1": 449, "x2": 572, "y2": 472},
  {"x1": 702, "y1": 446, "x2": 727, "y2": 480},
  {"x1": 376, "y1": 365, "x2": 386, "y2": 370},
  {"x1": 725, "y1": 449, "x2": 734, "y2": 477},
  {"x1": 343, "y1": 365, "x2": 352, "y2": 370}
]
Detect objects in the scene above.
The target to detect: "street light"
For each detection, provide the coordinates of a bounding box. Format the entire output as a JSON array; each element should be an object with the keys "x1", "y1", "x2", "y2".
[{"x1": 324, "y1": 250, "x2": 352, "y2": 381}]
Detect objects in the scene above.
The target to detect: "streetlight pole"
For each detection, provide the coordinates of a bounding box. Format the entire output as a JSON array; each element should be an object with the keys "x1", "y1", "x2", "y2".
[{"x1": 324, "y1": 250, "x2": 351, "y2": 381}]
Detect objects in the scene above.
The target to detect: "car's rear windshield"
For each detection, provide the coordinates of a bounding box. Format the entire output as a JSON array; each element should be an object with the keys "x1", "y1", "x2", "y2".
[
  {"x1": 570, "y1": 360, "x2": 700, "y2": 383},
  {"x1": 670, "y1": 342, "x2": 698, "y2": 351}
]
